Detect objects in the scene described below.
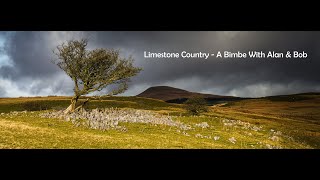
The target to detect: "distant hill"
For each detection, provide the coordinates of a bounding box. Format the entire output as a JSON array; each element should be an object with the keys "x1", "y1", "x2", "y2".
[{"x1": 136, "y1": 86, "x2": 239, "y2": 104}]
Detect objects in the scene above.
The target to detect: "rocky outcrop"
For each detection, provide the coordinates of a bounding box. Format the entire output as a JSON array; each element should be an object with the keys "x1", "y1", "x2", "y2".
[{"x1": 40, "y1": 108, "x2": 191, "y2": 131}]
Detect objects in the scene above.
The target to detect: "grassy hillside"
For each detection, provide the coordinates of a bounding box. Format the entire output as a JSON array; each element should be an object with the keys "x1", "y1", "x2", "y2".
[
  {"x1": 215, "y1": 93, "x2": 320, "y2": 148},
  {"x1": 0, "y1": 95, "x2": 319, "y2": 149}
]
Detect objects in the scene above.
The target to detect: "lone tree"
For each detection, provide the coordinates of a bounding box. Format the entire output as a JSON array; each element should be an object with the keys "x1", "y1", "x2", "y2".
[
  {"x1": 53, "y1": 39, "x2": 142, "y2": 114},
  {"x1": 184, "y1": 96, "x2": 209, "y2": 115}
]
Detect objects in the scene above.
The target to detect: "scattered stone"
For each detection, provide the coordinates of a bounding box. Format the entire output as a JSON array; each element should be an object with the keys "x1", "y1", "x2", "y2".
[
  {"x1": 195, "y1": 133, "x2": 211, "y2": 139},
  {"x1": 229, "y1": 137, "x2": 237, "y2": 144},
  {"x1": 10, "y1": 111, "x2": 19, "y2": 115},
  {"x1": 252, "y1": 126, "x2": 261, "y2": 131},
  {"x1": 266, "y1": 144, "x2": 272, "y2": 149},
  {"x1": 182, "y1": 131, "x2": 190, "y2": 136},
  {"x1": 213, "y1": 136, "x2": 220, "y2": 141},
  {"x1": 269, "y1": 136, "x2": 280, "y2": 142},
  {"x1": 274, "y1": 131, "x2": 282, "y2": 136},
  {"x1": 266, "y1": 144, "x2": 282, "y2": 149},
  {"x1": 40, "y1": 108, "x2": 191, "y2": 131},
  {"x1": 223, "y1": 123, "x2": 233, "y2": 126},
  {"x1": 179, "y1": 124, "x2": 192, "y2": 131},
  {"x1": 222, "y1": 119, "x2": 262, "y2": 131},
  {"x1": 194, "y1": 122, "x2": 209, "y2": 129}
]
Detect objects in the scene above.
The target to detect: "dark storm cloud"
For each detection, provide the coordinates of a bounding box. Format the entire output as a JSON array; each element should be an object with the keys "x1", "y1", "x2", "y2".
[
  {"x1": 3, "y1": 32, "x2": 59, "y2": 79},
  {"x1": 90, "y1": 31, "x2": 320, "y2": 96},
  {"x1": 1, "y1": 31, "x2": 320, "y2": 97},
  {"x1": 1, "y1": 32, "x2": 85, "y2": 96}
]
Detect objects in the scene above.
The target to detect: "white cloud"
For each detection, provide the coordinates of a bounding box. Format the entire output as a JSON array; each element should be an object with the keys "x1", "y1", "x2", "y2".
[
  {"x1": 0, "y1": 78, "x2": 30, "y2": 97},
  {"x1": 0, "y1": 73, "x2": 74, "y2": 97}
]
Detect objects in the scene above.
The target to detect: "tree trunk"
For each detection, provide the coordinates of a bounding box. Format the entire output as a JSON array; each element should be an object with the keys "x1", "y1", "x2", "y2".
[
  {"x1": 74, "y1": 98, "x2": 89, "y2": 112},
  {"x1": 64, "y1": 95, "x2": 79, "y2": 114}
]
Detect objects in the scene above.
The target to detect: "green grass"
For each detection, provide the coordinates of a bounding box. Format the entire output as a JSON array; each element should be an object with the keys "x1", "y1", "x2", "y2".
[
  {"x1": 0, "y1": 95, "x2": 319, "y2": 149},
  {"x1": 0, "y1": 96, "x2": 182, "y2": 114},
  {"x1": 213, "y1": 93, "x2": 320, "y2": 148}
]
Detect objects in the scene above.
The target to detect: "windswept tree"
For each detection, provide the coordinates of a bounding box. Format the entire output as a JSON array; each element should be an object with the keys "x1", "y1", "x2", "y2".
[{"x1": 53, "y1": 39, "x2": 142, "y2": 114}]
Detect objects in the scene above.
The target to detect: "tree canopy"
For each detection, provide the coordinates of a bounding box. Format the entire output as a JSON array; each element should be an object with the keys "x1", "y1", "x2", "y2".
[{"x1": 53, "y1": 39, "x2": 142, "y2": 113}]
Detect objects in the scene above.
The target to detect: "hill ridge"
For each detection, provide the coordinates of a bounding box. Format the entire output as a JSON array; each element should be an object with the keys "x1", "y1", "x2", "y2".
[{"x1": 137, "y1": 86, "x2": 234, "y2": 102}]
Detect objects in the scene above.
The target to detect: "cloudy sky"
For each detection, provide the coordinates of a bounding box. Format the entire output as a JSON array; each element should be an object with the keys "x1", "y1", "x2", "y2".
[{"x1": 0, "y1": 31, "x2": 320, "y2": 98}]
